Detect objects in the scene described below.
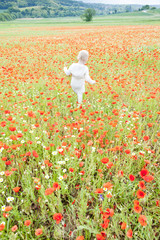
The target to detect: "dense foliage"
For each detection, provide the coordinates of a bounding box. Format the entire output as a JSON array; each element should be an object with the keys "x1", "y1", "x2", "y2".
[
  {"x1": 81, "y1": 8, "x2": 96, "y2": 22},
  {"x1": 0, "y1": 0, "x2": 105, "y2": 21}
]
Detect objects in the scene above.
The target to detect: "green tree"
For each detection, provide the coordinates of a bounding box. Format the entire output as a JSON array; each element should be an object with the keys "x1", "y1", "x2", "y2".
[
  {"x1": 141, "y1": 5, "x2": 150, "y2": 10},
  {"x1": 81, "y1": 8, "x2": 96, "y2": 22}
]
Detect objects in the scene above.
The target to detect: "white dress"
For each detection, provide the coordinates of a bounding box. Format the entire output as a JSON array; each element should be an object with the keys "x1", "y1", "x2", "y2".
[{"x1": 64, "y1": 63, "x2": 95, "y2": 95}]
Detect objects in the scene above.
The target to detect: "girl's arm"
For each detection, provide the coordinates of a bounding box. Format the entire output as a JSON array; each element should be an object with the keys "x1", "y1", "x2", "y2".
[
  {"x1": 64, "y1": 63, "x2": 73, "y2": 76},
  {"x1": 85, "y1": 67, "x2": 96, "y2": 85},
  {"x1": 64, "y1": 66, "x2": 71, "y2": 76}
]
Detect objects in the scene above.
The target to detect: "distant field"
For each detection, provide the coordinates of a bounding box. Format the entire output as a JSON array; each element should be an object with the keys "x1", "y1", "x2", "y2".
[
  {"x1": 0, "y1": 12, "x2": 160, "y2": 36},
  {"x1": 19, "y1": 6, "x2": 42, "y2": 10}
]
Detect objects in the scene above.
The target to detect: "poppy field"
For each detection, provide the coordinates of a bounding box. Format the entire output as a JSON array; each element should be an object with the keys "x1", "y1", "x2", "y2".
[{"x1": 0, "y1": 24, "x2": 160, "y2": 240}]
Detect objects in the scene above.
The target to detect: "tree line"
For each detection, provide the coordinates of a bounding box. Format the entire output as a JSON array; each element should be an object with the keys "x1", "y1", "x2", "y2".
[{"x1": 0, "y1": 0, "x2": 107, "y2": 21}]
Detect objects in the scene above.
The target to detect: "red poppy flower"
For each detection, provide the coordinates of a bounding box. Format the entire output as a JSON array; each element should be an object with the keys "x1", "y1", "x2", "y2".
[
  {"x1": 5, "y1": 170, "x2": 13, "y2": 176},
  {"x1": 126, "y1": 229, "x2": 133, "y2": 238},
  {"x1": 143, "y1": 175, "x2": 154, "y2": 182},
  {"x1": 95, "y1": 188, "x2": 103, "y2": 194},
  {"x1": 107, "y1": 162, "x2": 113, "y2": 169},
  {"x1": 32, "y1": 150, "x2": 39, "y2": 158},
  {"x1": 13, "y1": 187, "x2": 21, "y2": 193},
  {"x1": 103, "y1": 208, "x2": 114, "y2": 219},
  {"x1": 5, "y1": 161, "x2": 12, "y2": 166},
  {"x1": 125, "y1": 149, "x2": 130, "y2": 154},
  {"x1": 143, "y1": 136, "x2": 149, "y2": 141},
  {"x1": 35, "y1": 228, "x2": 43, "y2": 236},
  {"x1": 134, "y1": 200, "x2": 139, "y2": 205},
  {"x1": 17, "y1": 133, "x2": 23, "y2": 138},
  {"x1": 45, "y1": 188, "x2": 54, "y2": 195},
  {"x1": 121, "y1": 222, "x2": 127, "y2": 230},
  {"x1": 138, "y1": 215, "x2": 147, "y2": 226},
  {"x1": 129, "y1": 174, "x2": 135, "y2": 181},
  {"x1": 137, "y1": 189, "x2": 146, "y2": 199},
  {"x1": 103, "y1": 182, "x2": 113, "y2": 190},
  {"x1": 1, "y1": 121, "x2": 6, "y2": 127},
  {"x1": 100, "y1": 232, "x2": 106, "y2": 237},
  {"x1": 106, "y1": 193, "x2": 112, "y2": 198},
  {"x1": 11, "y1": 225, "x2": 18, "y2": 232},
  {"x1": 134, "y1": 204, "x2": 142, "y2": 213},
  {"x1": 79, "y1": 162, "x2": 84, "y2": 167},
  {"x1": 9, "y1": 127, "x2": 16, "y2": 131},
  {"x1": 101, "y1": 219, "x2": 110, "y2": 229},
  {"x1": 24, "y1": 220, "x2": 31, "y2": 226},
  {"x1": 138, "y1": 181, "x2": 146, "y2": 190},
  {"x1": 69, "y1": 168, "x2": 74, "y2": 172},
  {"x1": 0, "y1": 223, "x2": 5, "y2": 231},
  {"x1": 5, "y1": 206, "x2": 13, "y2": 212},
  {"x1": 53, "y1": 182, "x2": 61, "y2": 190},
  {"x1": 28, "y1": 111, "x2": 36, "y2": 118},
  {"x1": 139, "y1": 169, "x2": 149, "y2": 178},
  {"x1": 101, "y1": 158, "x2": 109, "y2": 164},
  {"x1": 76, "y1": 236, "x2": 84, "y2": 240},
  {"x1": 26, "y1": 152, "x2": 31, "y2": 156},
  {"x1": 3, "y1": 213, "x2": 9, "y2": 218},
  {"x1": 96, "y1": 234, "x2": 105, "y2": 240},
  {"x1": 53, "y1": 213, "x2": 63, "y2": 224}
]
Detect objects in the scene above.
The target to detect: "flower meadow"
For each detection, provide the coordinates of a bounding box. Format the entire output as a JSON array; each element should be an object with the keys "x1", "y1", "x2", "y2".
[{"x1": 0, "y1": 25, "x2": 160, "y2": 240}]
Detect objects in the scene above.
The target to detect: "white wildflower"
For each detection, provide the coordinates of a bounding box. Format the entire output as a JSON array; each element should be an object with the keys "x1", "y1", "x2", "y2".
[
  {"x1": 58, "y1": 176, "x2": 63, "y2": 181},
  {"x1": 0, "y1": 178, "x2": 3, "y2": 183},
  {"x1": 1, "y1": 206, "x2": 5, "y2": 211},
  {"x1": 6, "y1": 197, "x2": 14, "y2": 202},
  {"x1": 45, "y1": 175, "x2": 49, "y2": 179},
  {"x1": 58, "y1": 148, "x2": 63, "y2": 153},
  {"x1": 52, "y1": 151, "x2": 57, "y2": 155}
]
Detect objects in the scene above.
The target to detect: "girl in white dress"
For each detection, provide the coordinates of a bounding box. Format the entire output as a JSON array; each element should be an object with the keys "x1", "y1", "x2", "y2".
[{"x1": 64, "y1": 50, "x2": 96, "y2": 104}]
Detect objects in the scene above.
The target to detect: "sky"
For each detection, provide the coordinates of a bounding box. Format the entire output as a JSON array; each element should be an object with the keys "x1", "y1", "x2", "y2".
[{"x1": 81, "y1": 0, "x2": 160, "y2": 5}]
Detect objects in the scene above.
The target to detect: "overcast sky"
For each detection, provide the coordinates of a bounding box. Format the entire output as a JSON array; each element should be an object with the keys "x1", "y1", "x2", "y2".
[{"x1": 81, "y1": 0, "x2": 160, "y2": 5}]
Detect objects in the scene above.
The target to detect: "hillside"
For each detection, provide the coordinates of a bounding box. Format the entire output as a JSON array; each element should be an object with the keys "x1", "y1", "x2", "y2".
[
  {"x1": 0, "y1": 0, "x2": 107, "y2": 11},
  {"x1": 0, "y1": 0, "x2": 108, "y2": 21}
]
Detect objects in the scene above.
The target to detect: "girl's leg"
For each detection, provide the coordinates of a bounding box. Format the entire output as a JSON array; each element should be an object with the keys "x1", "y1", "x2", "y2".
[{"x1": 77, "y1": 92, "x2": 83, "y2": 104}]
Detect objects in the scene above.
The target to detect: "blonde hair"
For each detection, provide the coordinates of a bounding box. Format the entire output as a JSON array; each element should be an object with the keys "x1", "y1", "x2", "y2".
[{"x1": 77, "y1": 50, "x2": 89, "y2": 64}]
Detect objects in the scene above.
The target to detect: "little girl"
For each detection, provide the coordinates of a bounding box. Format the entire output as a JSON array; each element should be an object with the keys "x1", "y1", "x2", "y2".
[{"x1": 64, "y1": 50, "x2": 96, "y2": 104}]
